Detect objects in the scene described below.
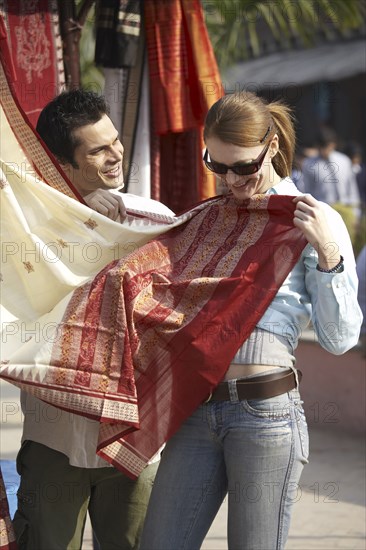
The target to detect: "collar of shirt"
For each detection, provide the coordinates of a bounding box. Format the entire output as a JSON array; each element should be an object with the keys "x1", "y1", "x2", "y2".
[{"x1": 267, "y1": 177, "x2": 300, "y2": 196}]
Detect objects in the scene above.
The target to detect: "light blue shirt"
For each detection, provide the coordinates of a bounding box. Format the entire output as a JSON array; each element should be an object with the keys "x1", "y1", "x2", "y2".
[{"x1": 256, "y1": 178, "x2": 362, "y2": 355}]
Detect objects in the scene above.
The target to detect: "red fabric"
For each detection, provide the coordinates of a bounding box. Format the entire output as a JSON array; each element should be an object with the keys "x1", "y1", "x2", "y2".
[
  {"x1": 0, "y1": 468, "x2": 17, "y2": 550},
  {"x1": 0, "y1": 50, "x2": 83, "y2": 202},
  {"x1": 0, "y1": 16, "x2": 16, "y2": 83},
  {"x1": 152, "y1": 131, "x2": 200, "y2": 214},
  {"x1": 145, "y1": 0, "x2": 222, "y2": 134},
  {"x1": 1, "y1": 0, "x2": 64, "y2": 127},
  {"x1": 145, "y1": 0, "x2": 223, "y2": 212},
  {"x1": 97, "y1": 195, "x2": 307, "y2": 475},
  {"x1": 1, "y1": 194, "x2": 307, "y2": 478}
]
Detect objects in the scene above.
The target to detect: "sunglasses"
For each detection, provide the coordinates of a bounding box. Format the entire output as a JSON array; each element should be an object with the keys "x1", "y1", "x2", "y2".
[{"x1": 203, "y1": 143, "x2": 270, "y2": 176}]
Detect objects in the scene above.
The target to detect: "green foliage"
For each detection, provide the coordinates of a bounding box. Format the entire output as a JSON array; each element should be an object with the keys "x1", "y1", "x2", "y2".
[
  {"x1": 203, "y1": 0, "x2": 366, "y2": 69},
  {"x1": 76, "y1": 1, "x2": 104, "y2": 91},
  {"x1": 332, "y1": 203, "x2": 366, "y2": 256}
]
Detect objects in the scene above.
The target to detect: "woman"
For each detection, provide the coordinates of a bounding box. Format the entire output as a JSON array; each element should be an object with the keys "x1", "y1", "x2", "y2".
[{"x1": 139, "y1": 92, "x2": 362, "y2": 549}]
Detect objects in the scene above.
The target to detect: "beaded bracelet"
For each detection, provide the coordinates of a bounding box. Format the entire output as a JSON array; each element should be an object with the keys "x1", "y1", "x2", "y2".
[{"x1": 316, "y1": 255, "x2": 344, "y2": 274}]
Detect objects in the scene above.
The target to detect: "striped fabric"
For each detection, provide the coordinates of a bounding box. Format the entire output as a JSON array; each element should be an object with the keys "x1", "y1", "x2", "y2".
[
  {"x1": 145, "y1": 0, "x2": 223, "y2": 213},
  {"x1": 1, "y1": 193, "x2": 307, "y2": 479},
  {"x1": 95, "y1": 0, "x2": 141, "y2": 68},
  {"x1": 0, "y1": 56, "x2": 82, "y2": 201}
]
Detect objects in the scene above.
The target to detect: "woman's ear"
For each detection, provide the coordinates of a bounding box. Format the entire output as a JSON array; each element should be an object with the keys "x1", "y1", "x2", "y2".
[{"x1": 269, "y1": 134, "x2": 280, "y2": 158}]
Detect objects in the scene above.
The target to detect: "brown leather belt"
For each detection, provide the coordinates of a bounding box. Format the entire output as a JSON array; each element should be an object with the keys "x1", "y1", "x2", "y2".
[{"x1": 204, "y1": 369, "x2": 302, "y2": 403}]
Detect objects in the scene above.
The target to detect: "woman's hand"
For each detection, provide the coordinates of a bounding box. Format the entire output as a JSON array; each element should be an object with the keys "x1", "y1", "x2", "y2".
[{"x1": 293, "y1": 194, "x2": 341, "y2": 269}]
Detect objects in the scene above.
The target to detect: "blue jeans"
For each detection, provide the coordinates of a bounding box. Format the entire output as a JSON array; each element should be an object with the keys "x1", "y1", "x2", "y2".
[{"x1": 140, "y1": 387, "x2": 309, "y2": 550}]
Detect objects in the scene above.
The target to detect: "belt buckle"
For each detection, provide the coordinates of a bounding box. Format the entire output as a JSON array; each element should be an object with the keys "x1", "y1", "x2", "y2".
[{"x1": 203, "y1": 391, "x2": 213, "y2": 404}]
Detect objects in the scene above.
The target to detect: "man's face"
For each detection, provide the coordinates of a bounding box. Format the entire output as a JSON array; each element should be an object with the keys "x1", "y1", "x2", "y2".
[
  {"x1": 63, "y1": 114, "x2": 124, "y2": 195},
  {"x1": 319, "y1": 142, "x2": 336, "y2": 160}
]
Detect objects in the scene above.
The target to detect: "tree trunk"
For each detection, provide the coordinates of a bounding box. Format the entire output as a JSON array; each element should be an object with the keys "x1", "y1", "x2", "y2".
[{"x1": 57, "y1": 0, "x2": 95, "y2": 89}]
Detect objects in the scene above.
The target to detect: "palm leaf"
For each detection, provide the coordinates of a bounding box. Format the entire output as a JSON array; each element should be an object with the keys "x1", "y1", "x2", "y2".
[{"x1": 204, "y1": 0, "x2": 366, "y2": 68}]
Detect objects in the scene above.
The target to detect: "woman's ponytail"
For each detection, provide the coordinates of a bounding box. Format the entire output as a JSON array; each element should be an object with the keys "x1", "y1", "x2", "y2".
[{"x1": 269, "y1": 101, "x2": 296, "y2": 178}]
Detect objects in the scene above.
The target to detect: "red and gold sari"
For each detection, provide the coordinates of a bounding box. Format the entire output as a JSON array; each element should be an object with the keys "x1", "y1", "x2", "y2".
[{"x1": 1, "y1": 191, "x2": 307, "y2": 478}]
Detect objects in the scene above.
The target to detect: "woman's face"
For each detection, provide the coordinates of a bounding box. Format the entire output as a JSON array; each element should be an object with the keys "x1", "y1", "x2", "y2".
[{"x1": 205, "y1": 136, "x2": 281, "y2": 201}]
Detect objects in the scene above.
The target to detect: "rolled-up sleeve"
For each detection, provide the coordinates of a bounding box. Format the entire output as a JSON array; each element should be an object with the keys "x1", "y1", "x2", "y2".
[{"x1": 304, "y1": 207, "x2": 363, "y2": 354}]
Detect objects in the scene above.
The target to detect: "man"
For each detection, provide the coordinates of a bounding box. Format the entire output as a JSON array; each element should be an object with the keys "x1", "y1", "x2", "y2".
[
  {"x1": 301, "y1": 127, "x2": 360, "y2": 240},
  {"x1": 13, "y1": 90, "x2": 174, "y2": 550},
  {"x1": 356, "y1": 245, "x2": 366, "y2": 357}
]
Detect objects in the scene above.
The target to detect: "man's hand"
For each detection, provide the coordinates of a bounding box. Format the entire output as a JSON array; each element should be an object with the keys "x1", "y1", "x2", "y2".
[{"x1": 84, "y1": 189, "x2": 127, "y2": 222}]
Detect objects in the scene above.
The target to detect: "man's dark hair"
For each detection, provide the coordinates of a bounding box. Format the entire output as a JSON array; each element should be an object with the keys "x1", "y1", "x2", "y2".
[
  {"x1": 36, "y1": 89, "x2": 110, "y2": 167},
  {"x1": 316, "y1": 127, "x2": 338, "y2": 149}
]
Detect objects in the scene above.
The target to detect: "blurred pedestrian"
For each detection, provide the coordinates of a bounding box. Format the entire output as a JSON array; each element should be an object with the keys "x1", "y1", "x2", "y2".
[
  {"x1": 356, "y1": 245, "x2": 366, "y2": 357},
  {"x1": 301, "y1": 127, "x2": 361, "y2": 242},
  {"x1": 343, "y1": 142, "x2": 366, "y2": 257},
  {"x1": 139, "y1": 92, "x2": 362, "y2": 550},
  {"x1": 291, "y1": 147, "x2": 306, "y2": 190},
  {"x1": 291, "y1": 145, "x2": 317, "y2": 192},
  {"x1": 343, "y1": 141, "x2": 366, "y2": 206}
]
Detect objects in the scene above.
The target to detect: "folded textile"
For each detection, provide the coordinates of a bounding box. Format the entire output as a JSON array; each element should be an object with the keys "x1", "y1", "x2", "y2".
[{"x1": 1, "y1": 194, "x2": 307, "y2": 478}]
